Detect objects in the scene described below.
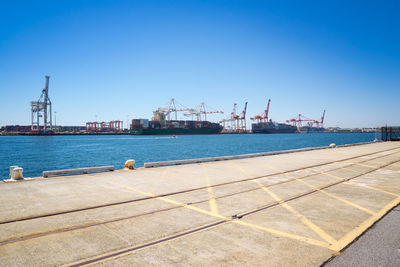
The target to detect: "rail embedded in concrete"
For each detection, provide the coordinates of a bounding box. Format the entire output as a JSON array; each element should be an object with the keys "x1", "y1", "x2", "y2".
[
  {"x1": 42, "y1": 165, "x2": 114, "y2": 178},
  {"x1": 144, "y1": 141, "x2": 378, "y2": 168},
  {"x1": 1, "y1": 141, "x2": 399, "y2": 266}
]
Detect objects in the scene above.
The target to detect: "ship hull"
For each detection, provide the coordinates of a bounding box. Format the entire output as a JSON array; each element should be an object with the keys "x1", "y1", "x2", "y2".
[
  {"x1": 252, "y1": 128, "x2": 298, "y2": 134},
  {"x1": 131, "y1": 128, "x2": 222, "y2": 135},
  {"x1": 301, "y1": 127, "x2": 325, "y2": 133}
]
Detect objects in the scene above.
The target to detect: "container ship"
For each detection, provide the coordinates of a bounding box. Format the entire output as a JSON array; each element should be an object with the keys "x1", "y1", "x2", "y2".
[
  {"x1": 130, "y1": 99, "x2": 223, "y2": 135},
  {"x1": 252, "y1": 120, "x2": 298, "y2": 134},
  {"x1": 250, "y1": 99, "x2": 298, "y2": 134},
  {"x1": 300, "y1": 125, "x2": 325, "y2": 133},
  {"x1": 130, "y1": 119, "x2": 223, "y2": 135}
]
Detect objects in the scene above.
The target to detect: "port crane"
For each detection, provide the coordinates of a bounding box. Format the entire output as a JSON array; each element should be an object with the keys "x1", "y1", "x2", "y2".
[
  {"x1": 184, "y1": 102, "x2": 223, "y2": 121},
  {"x1": 315, "y1": 110, "x2": 326, "y2": 128},
  {"x1": 251, "y1": 99, "x2": 271, "y2": 123},
  {"x1": 221, "y1": 103, "x2": 237, "y2": 132},
  {"x1": 31, "y1": 76, "x2": 52, "y2": 132},
  {"x1": 221, "y1": 102, "x2": 247, "y2": 133},
  {"x1": 236, "y1": 102, "x2": 248, "y2": 133},
  {"x1": 287, "y1": 110, "x2": 326, "y2": 131},
  {"x1": 286, "y1": 114, "x2": 314, "y2": 131},
  {"x1": 157, "y1": 98, "x2": 193, "y2": 121}
]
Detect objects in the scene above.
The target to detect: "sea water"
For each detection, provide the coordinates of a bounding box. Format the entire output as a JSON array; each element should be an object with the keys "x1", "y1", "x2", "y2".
[{"x1": 0, "y1": 132, "x2": 377, "y2": 180}]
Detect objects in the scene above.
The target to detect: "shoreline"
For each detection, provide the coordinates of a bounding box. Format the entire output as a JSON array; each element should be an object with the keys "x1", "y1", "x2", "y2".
[
  {"x1": 2, "y1": 140, "x2": 379, "y2": 181},
  {"x1": 0, "y1": 131, "x2": 376, "y2": 136}
]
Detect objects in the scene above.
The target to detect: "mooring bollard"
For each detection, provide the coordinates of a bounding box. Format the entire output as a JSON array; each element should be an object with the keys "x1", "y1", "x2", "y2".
[
  {"x1": 11, "y1": 167, "x2": 24, "y2": 180},
  {"x1": 9, "y1": 166, "x2": 18, "y2": 179},
  {"x1": 124, "y1": 159, "x2": 135, "y2": 170}
]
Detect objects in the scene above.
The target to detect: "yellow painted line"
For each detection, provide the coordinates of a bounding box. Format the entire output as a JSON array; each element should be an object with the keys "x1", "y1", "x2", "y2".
[
  {"x1": 350, "y1": 182, "x2": 400, "y2": 197},
  {"x1": 261, "y1": 162, "x2": 400, "y2": 251},
  {"x1": 160, "y1": 167, "x2": 169, "y2": 178},
  {"x1": 321, "y1": 171, "x2": 400, "y2": 197},
  {"x1": 123, "y1": 185, "x2": 225, "y2": 219},
  {"x1": 202, "y1": 165, "x2": 219, "y2": 214},
  {"x1": 297, "y1": 178, "x2": 376, "y2": 215},
  {"x1": 265, "y1": 164, "x2": 377, "y2": 215},
  {"x1": 330, "y1": 196, "x2": 400, "y2": 251},
  {"x1": 266, "y1": 164, "x2": 376, "y2": 215},
  {"x1": 233, "y1": 220, "x2": 332, "y2": 249},
  {"x1": 120, "y1": 184, "x2": 330, "y2": 249},
  {"x1": 239, "y1": 167, "x2": 337, "y2": 245},
  {"x1": 259, "y1": 183, "x2": 337, "y2": 245}
]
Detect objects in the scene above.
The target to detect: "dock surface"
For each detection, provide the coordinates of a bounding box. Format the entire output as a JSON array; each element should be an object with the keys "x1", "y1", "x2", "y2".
[{"x1": 1, "y1": 142, "x2": 400, "y2": 266}]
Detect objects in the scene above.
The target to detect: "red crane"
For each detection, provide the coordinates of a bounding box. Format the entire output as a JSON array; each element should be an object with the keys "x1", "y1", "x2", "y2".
[
  {"x1": 235, "y1": 102, "x2": 248, "y2": 133},
  {"x1": 251, "y1": 99, "x2": 271, "y2": 123},
  {"x1": 314, "y1": 110, "x2": 326, "y2": 128},
  {"x1": 287, "y1": 110, "x2": 326, "y2": 131},
  {"x1": 286, "y1": 114, "x2": 314, "y2": 130}
]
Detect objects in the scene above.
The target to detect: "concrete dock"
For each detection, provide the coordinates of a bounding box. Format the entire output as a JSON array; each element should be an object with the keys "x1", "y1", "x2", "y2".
[{"x1": 1, "y1": 142, "x2": 400, "y2": 266}]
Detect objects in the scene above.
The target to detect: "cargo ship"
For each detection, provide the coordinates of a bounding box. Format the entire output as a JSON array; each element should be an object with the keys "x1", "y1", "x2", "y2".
[
  {"x1": 130, "y1": 108, "x2": 222, "y2": 135},
  {"x1": 250, "y1": 99, "x2": 298, "y2": 134},
  {"x1": 300, "y1": 126, "x2": 325, "y2": 133},
  {"x1": 251, "y1": 120, "x2": 298, "y2": 134}
]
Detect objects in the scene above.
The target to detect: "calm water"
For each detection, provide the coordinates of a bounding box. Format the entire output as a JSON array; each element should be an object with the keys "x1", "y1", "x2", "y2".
[{"x1": 0, "y1": 133, "x2": 378, "y2": 180}]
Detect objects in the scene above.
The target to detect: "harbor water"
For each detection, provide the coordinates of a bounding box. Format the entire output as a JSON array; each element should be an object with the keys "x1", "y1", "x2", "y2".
[{"x1": 0, "y1": 132, "x2": 377, "y2": 180}]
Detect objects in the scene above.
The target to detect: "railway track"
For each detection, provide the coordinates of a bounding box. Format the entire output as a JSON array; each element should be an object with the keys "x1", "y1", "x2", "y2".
[
  {"x1": 1, "y1": 146, "x2": 399, "y2": 227},
  {"x1": 1, "y1": 147, "x2": 399, "y2": 250},
  {"x1": 68, "y1": 157, "x2": 400, "y2": 266}
]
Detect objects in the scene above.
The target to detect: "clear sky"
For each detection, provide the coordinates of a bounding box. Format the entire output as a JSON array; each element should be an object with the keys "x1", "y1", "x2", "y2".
[{"x1": 0, "y1": 0, "x2": 399, "y2": 128}]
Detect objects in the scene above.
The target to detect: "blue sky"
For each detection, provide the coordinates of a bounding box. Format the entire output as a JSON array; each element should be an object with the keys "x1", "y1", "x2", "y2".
[{"x1": 0, "y1": 0, "x2": 399, "y2": 128}]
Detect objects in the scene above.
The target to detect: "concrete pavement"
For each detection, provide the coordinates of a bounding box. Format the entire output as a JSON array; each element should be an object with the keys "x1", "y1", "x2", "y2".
[{"x1": 0, "y1": 141, "x2": 399, "y2": 266}]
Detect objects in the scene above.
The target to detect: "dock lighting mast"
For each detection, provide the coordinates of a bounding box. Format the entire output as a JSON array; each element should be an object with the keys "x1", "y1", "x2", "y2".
[{"x1": 31, "y1": 76, "x2": 52, "y2": 132}]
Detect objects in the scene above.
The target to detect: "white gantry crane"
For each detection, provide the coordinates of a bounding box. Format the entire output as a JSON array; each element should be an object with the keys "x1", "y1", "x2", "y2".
[
  {"x1": 184, "y1": 102, "x2": 224, "y2": 121},
  {"x1": 155, "y1": 98, "x2": 193, "y2": 121},
  {"x1": 31, "y1": 76, "x2": 52, "y2": 133}
]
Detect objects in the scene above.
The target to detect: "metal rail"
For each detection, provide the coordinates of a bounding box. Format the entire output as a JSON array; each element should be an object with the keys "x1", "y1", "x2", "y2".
[
  {"x1": 1, "y1": 147, "x2": 399, "y2": 226},
  {"x1": 1, "y1": 149, "x2": 399, "y2": 248},
  {"x1": 68, "y1": 158, "x2": 400, "y2": 267}
]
